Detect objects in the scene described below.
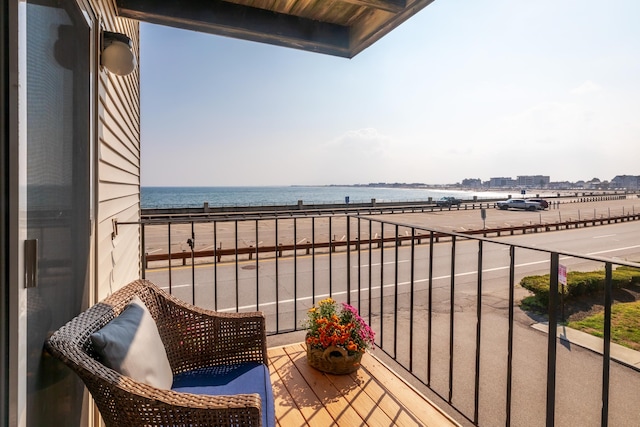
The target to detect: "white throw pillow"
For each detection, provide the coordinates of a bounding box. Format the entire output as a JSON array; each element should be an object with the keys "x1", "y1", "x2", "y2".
[{"x1": 90, "y1": 296, "x2": 173, "y2": 389}]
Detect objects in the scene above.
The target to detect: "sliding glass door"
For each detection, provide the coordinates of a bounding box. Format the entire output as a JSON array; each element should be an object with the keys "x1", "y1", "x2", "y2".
[{"x1": 24, "y1": 0, "x2": 94, "y2": 425}]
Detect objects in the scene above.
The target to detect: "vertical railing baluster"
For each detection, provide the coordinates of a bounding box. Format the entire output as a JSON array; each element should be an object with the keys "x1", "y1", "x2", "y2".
[
  {"x1": 546, "y1": 252, "x2": 560, "y2": 427},
  {"x1": 428, "y1": 231, "x2": 434, "y2": 386},
  {"x1": 357, "y1": 217, "x2": 362, "y2": 311},
  {"x1": 312, "y1": 217, "x2": 316, "y2": 304},
  {"x1": 275, "y1": 217, "x2": 279, "y2": 332},
  {"x1": 255, "y1": 219, "x2": 259, "y2": 311},
  {"x1": 449, "y1": 236, "x2": 456, "y2": 403},
  {"x1": 368, "y1": 220, "x2": 373, "y2": 328},
  {"x1": 167, "y1": 223, "x2": 171, "y2": 292},
  {"x1": 394, "y1": 224, "x2": 399, "y2": 358},
  {"x1": 474, "y1": 240, "x2": 483, "y2": 425},
  {"x1": 506, "y1": 245, "x2": 515, "y2": 426},
  {"x1": 380, "y1": 222, "x2": 384, "y2": 349},
  {"x1": 409, "y1": 228, "x2": 416, "y2": 372},
  {"x1": 347, "y1": 216, "x2": 351, "y2": 305},
  {"x1": 601, "y1": 262, "x2": 612, "y2": 427},
  {"x1": 141, "y1": 223, "x2": 146, "y2": 279},
  {"x1": 214, "y1": 221, "x2": 218, "y2": 312},
  {"x1": 191, "y1": 221, "x2": 195, "y2": 306},
  {"x1": 293, "y1": 218, "x2": 297, "y2": 329},
  {"x1": 234, "y1": 220, "x2": 239, "y2": 312},
  {"x1": 329, "y1": 215, "x2": 333, "y2": 298}
]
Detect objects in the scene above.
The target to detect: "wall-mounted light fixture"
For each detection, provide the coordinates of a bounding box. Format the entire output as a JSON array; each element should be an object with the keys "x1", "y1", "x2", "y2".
[{"x1": 101, "y1": 31, "x2": 136, "y2": 76}]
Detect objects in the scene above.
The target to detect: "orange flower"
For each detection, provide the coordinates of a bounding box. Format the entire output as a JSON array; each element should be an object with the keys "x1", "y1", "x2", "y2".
[{"x1": 304, "y1": 298, "x2": 374, "y2": 355}]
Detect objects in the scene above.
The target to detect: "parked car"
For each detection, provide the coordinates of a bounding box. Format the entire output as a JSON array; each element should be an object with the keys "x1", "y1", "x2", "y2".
[
  {"x1": 436, "y1": 196, "x2": 462, "y2": 207},
  {"x1": 495, "y1": 199, "x2": 542, "y2": 211},
  {"x1": 528, "y1": 198, "x2": 549, "y2": 209}
]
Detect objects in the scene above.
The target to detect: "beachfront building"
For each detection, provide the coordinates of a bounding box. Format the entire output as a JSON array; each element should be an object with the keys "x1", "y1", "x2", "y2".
[
  {"x1": 461, "y1": 178, "x2": 483, "y2": 188},
  {"x1": 1, "y1": 1, "x2": 439, "y2": 426},
  {"x1": 611, "y1": 175, "x2": 640, "y2": 190},
  {"x1": 516, "y1": 175, "x2": 550, "y2": 188},
  {"x1": 489, "y1": 177, "x2": 516, "y2": 188}
]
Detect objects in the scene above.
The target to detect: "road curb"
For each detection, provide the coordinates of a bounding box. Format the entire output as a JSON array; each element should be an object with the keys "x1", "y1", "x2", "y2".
[{"x1": 531, "y1": 322, "x2": 640, "y2": 371}]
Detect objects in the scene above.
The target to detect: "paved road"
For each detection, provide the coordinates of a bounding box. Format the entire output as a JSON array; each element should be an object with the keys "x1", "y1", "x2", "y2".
[{"x1": 145, "y1": 200, "x2": 640, "y2": 426}]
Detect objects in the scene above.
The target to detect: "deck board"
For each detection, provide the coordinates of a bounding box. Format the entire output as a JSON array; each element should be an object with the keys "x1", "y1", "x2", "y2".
[{"x1": 268, "y1": 344, "x2": 459, "y2": 427}]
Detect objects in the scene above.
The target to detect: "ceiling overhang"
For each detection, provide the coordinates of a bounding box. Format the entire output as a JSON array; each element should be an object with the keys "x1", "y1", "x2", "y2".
[{"x1": 115, "y1": 0, "x2": 437, "y2": 58}]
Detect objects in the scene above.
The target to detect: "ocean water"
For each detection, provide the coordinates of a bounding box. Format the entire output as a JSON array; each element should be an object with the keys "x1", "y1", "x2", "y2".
[{"x1": 141, "y1": 186, "x2": 515, "y2": 209}]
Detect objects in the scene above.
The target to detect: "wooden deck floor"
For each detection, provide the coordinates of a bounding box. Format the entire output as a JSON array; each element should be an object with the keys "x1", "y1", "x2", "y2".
[{"x1": 267, "y1": 344, "x2": 459, "y2": 427}]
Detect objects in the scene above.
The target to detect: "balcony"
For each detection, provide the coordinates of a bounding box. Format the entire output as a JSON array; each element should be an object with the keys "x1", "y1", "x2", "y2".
[
  {"x1": 267, "y1": 343, "x2": 458, "y2": 426},
  {"x1": 124, "y1": 209, "x2": 640, "y2": 426}
]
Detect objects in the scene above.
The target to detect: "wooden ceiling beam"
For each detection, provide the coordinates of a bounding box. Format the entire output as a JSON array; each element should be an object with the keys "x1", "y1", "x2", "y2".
[
  {"x1": 339, "y1": 0, "x2": 406, "y2": 14},
  {"x1": 116, "y1": 0, "x2": 352, "y2": 57}
]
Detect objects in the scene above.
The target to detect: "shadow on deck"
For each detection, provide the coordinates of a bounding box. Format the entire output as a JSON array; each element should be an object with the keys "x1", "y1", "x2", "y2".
[{"x1": 268, "y1": 344, "x2": 460, "y2": 426}]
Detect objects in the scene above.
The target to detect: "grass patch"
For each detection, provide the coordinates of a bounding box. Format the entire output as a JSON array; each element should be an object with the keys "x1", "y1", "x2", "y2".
[
  {"x1": 520, "y1": 266, "x2": 640, "y2": 309},
  {"x1": 568, "y1": 301, "x2": 640, "y2": 351}
]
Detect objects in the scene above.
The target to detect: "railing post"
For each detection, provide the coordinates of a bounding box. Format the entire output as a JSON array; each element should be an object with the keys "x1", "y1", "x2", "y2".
[
  {"x1": 275, "y1": 218, "x2": 279, "y2": 331},
  {"x1": 329, "y1": 216, "x2": 333, "y2": 297},
  {"x1": 293, "y1": 218, "x2": 297, "y2": 327},
  {"x1": 230, "y1": 221, "x2": 238, "y2": 311},
  {"x1": 379, "y1": 222, "x2": 385, "y2": 347},
  {"x1": 474, "y1": 240, "x2": 483, "y2": 424},
  {"x1": 346, "y1": 217, "x2": 351, "y2": 306},
  {"x1": 190, "y1": 222, "x2": 195, "y2": 305},
  {"x1": 601, "y1": 262, "x2": 612, "y2": 427},
  {"x1": 427, "y1": 230, "x2": 434, "y2": 386},
  {"x1": 409, "y1": 228, "x2": 416, "y2": 373},
  {"x1": 546, "y1": 252, "x2": 560, "y2": 427},
  {"x1": 141, "y1": 224, "x2": 146, "y2": 279},
  {"x1": 213, "y1": 222, "x2": 218, "y2": 311},
  {"x1": 448, "y1": 236, "x2": 456, "y2": 403},
  {"x1": 394, "y1": 225, "x2": 399, "y2": 358},
  {"x1": 256, "y1": 219, "x2": 260, "y2": 312},
  {"x1": 506, "y1": 246, "x2": 515, "y2": 426},
  {"x1": 167, "y1": 222, "x2": 172, "y2": 292}
]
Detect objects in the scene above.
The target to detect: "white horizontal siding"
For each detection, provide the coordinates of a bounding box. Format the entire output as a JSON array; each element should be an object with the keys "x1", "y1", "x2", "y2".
[
  {"x1": 93, "y1": 0, "x2": 141, "y2": 299},
  {"x1": 99, "y1": 142, "x2": 139, "y2": 176},
  {"x1": 96, "y1": 207, "x2": 140, "y2": 300}
]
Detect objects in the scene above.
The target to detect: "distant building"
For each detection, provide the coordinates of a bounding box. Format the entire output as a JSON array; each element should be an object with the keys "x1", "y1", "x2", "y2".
[
  {"x1": 610, "y1": 175, "x2": 640, "y2": 189},
  {"x1": 585, "y1": 178, "x2": 602, "y2": 189},
  {"x1": 462, "y1": 178, "x2": 482, "y2": 188},
  {"x1": 516, "y1": 175, "x2": 550, "y2": 188},
  {"x1": 489, "y1": 177, "x2": 516, "y2": 188},
  {"x1": 548, "y1": 181, "x2": 573, "y2": 190}
]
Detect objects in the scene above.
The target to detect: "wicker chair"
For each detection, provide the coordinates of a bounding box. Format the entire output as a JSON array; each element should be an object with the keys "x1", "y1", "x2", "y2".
[{"x1": 45, "y1": 279, "x2": 272, "y2": 427}]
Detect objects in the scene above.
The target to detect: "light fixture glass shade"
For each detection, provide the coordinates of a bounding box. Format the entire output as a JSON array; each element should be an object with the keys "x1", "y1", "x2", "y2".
[{"x1": 102, "y1": 32, "x2": 137, "y2": 76}]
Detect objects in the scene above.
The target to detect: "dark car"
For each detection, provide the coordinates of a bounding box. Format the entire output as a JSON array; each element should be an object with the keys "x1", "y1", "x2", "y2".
[
  {"x1": 436, "y1": 196, "x2": 462, "y2": 207},
  {"x1": 528, "y1": 198, "x2": 549, "y2": 209}
]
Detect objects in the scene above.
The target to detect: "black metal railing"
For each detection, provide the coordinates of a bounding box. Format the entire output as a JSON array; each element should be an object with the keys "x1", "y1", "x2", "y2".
[{"x1": 123, "y1": 213, "x2": 640, "y2": 426}]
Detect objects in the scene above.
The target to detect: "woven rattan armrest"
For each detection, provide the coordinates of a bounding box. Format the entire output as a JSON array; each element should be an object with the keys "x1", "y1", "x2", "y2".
[
  {"x1": 57, "y1": 355, "x2": 264, "y2": 426},
  {"x1": 90, "y1": 372, "x2": 263, "y2": 426},
  {"x1": 45, "y1": 279, "x2": 270, "y2": 427}
]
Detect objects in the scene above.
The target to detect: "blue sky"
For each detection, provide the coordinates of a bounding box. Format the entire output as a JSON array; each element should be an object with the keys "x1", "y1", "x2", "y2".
[{"x1": 140, "y1": 0, "x2": 640, "y2": 187}]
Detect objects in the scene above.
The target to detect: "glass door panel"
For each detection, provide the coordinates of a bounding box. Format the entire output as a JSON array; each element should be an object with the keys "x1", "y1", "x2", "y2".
[{"x1": 25, "y1": 0, "x2": 91, "y2": 425}]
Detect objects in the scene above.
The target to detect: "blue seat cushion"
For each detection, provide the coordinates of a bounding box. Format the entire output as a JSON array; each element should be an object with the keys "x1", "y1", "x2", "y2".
[{"x1": 172, "y1": 362, "x2": 275, "y2": 427}]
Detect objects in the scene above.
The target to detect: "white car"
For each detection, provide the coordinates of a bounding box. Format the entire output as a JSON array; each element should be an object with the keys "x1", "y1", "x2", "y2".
[{"x1": 495, "y1": 199, "x2": 542, "y2": 211}]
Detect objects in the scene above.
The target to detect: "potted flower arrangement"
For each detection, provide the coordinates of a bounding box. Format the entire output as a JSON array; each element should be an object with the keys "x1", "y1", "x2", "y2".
[{"x1": 304, "y1": 298, "x2": 375, "y2": 374}]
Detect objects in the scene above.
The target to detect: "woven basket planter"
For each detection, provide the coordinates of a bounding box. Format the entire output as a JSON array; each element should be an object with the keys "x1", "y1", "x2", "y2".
[{"x1": 306, "y1": 343, "x2": 363, "y2": 375}]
